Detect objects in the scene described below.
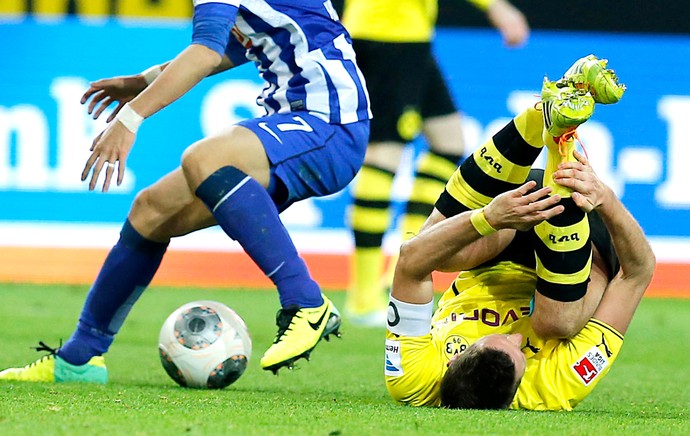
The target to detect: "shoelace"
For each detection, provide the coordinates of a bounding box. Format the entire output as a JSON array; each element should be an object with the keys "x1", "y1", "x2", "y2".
[
  {"x1": 557, "y1": 129, "x2": 589, "y2": 163},
  {"x1": 33, "y1": 340, "x2": 60, "y2": 354},
  {"x1": 28, "y1": 340, "x2": 62, "y2": 367},
  {"x1": 274, "y1": 306, "x2": 301, "y2": 343}
]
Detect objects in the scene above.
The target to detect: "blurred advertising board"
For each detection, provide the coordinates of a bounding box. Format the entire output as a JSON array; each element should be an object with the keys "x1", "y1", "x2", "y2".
[{"x1": 1, "y1": 20, "x2": 688, "y2": 294}]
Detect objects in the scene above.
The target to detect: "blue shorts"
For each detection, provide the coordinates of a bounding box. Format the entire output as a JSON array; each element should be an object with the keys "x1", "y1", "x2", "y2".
[{"x1": 238, "y1": 113, "x2": 369, "y2": 211}]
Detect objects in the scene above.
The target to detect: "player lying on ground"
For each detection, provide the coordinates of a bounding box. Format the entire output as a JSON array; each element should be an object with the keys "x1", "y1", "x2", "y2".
[
  {"x1": 0, "y1": 0, "x2": 370, "y2": 383},
  {"x1": 429, "y1": 54, "x2": 626, "y2": 340},
  {"x1": 384, "y1": 56, "x2": 654, "y2": 410}
]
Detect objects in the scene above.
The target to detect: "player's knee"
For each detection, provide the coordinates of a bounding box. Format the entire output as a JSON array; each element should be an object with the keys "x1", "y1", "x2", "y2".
[
  {"x1": 531, "y1": 297, "x2": 586, "y2": 340},
  {"x1": 531, "y1": 314, "x2": 581, "y2": 340},
  {"x1": 181, "y1": 140, "x2": 227, "y2": 189},
  {"x1": 181, "y1": 145, "x2": 205, "y2": 187},
  {"x1": 129, "y1": 189, "x2": 164, "y2": 236},
  {"x1": 131, "y1": 188, "x2": 155, "y2": 218}
]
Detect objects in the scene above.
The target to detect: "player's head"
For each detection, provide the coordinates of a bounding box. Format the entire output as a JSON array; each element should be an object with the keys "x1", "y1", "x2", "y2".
[{"x1": 440, "y1": 333, "x2": 526, "y2": 409}]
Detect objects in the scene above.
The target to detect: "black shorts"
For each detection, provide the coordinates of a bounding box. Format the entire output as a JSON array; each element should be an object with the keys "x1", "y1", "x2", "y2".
[{"x1": 353, "y1": 39, "x2": 458, "y2": 144}]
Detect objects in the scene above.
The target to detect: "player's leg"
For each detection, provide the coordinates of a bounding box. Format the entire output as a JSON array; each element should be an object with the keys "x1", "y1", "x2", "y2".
[
  {"x1": 382, "y1": 55, "x2": 466, "y2": 290},
  {"x1": 349, "y1": 142, "x2": 404, "y2": 325},
  {"x1": 59, "y1": 170, "x2": 216, "y2": 361},
  {"x1": 0, "y1": 170, "x2": 215, "y2": 383},
  {"x1": 531, "y1": 57, "x2": 625, "y2": 338},
  {"x1": 530, "y1": 79, "x2": 594, "y2": 338},
  {"x1": 182, "y1": 113, "x2": 368, "y2": 372},
  {"x1": 400, "y1": 52, "x2": 466, "y2": 242},
  {"x1": 346, "y1": 40, "x2": 421, "y2": 326},
  {"x1": 434, "y1": 104, "x2": 547, "y2": 219}
]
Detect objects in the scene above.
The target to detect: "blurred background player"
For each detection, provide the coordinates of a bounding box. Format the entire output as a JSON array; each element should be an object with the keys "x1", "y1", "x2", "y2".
[
  {"x1": 0, "y1": 0, "x2": 371, "y2": 382},
  {"x1": 384, "y1": 57, "x2": 643, "y2": 409},
  {"x1": 340, "y1": 0, "x2": 530, "y2": 326}
]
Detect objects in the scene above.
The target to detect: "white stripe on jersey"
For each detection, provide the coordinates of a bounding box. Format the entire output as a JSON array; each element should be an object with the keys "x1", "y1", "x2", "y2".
[
  {"x1": 232, "y1": 6, "x2": 304, "y2": 116},
  {"x1": 234, "y1": 0, "x2": 369, "y2": 124},
  {"x1": 307, "y1": 37, "x2": 359, "y2": 124},
  {"x1": 333, "y1": 34, "x2": 372, "y2": 122}
]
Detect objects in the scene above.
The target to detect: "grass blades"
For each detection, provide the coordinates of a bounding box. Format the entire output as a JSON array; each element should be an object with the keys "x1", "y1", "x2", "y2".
[{"x1": 0, "y1": 283, "x2": 688, "y2": 435}]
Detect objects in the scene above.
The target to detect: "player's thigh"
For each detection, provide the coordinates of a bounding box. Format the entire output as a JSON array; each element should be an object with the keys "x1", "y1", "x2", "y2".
[
  {"x1": 419, "y1": 56, "x2": 464, "y2": 154},
  {"x1": 423, "y1": 112, "x2": 466, "y2": 155},
  {"x1": 419, "y1": 53, "x2": 458, "y2": 121},
  {"x1": 129, "y1": 168, "x2": 215, "y2": 241},
  {"x1": 181, "y1": 125, "x2": 271, "y2": 190},
  {"x1": 239, "y1": 113, "x2": 368, "y2": 211},
  {"x1": 364, "y1": 141, "x2": 405, "y2": 173},
  {"x1": 354, "y1": 40, "x2": 429, "y2": 144},
  {"x1": 531, "y1": 294, "x2": 588, "y2": 339}
]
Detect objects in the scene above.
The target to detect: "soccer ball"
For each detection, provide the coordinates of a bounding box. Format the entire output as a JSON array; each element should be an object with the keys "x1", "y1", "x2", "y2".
[{"x1": 158, "y1": 300, "x2": 252, "y2": 389}]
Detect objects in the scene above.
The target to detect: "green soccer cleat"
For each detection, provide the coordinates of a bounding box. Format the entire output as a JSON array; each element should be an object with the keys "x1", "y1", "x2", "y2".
[
  {"x1": 557, "y1": 54, "x2": 626, "y2": 104},
  {"x1": 541, "y1": 78, "x2": 595, "y2": 139},
  {"x1": 541, "y1": 79, "x2": 593, "y2": 198},
  {"x1": 260, "y1": 295, "x2": 342, "y2": 374},
  {"x1": 0, "y1": 342, "x2": 108, "y2": 384}
]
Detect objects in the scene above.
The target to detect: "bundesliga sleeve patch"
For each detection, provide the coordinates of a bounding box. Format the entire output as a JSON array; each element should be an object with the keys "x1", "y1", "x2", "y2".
[
  {"x1": 385, "y1": 339, "x2": 403, "y2": 377},
  {"x1": 571, "y1": 345, "x2": 609, "y2": 386}
]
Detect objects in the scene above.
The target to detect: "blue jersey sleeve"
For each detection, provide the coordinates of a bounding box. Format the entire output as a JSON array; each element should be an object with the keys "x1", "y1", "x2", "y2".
[
  {"x1": 225, "y1": 35, "x2": 250, "y2": 67},
  {"x1": 192, "y1": 1, "x2": 240, "y2": 56}
]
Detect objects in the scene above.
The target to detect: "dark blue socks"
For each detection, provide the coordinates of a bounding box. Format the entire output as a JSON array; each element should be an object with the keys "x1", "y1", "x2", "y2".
[
  {"x1": 58, "y1": 220, "x2": 168, "y2": 365},
  {"x1": 195, "y1": 166, "x2": 322, "y2": 308}
]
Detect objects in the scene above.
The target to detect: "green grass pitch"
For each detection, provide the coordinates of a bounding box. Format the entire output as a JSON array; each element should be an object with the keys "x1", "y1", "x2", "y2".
[{"x1": 0, "y1": 283, "x2": 688, "y2": 435}]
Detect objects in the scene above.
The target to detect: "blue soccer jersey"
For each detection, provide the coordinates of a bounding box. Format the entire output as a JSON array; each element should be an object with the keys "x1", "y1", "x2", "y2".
[{"x1": 192, "y1": 0, "x2": 371, "y2": 125}]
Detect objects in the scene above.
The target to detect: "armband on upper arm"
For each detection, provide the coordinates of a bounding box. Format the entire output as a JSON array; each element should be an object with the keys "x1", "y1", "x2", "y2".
[
  {"x1": 192, "y1": 1, "x2": 241, "y2": 56},
  {"x1": 387, "y1": 296, "x2": 434, "y2": 337}
]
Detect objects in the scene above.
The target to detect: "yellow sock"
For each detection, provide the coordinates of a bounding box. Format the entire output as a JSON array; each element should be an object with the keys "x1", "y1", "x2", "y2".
[
  {"x1": 348, "y1": 247, "x2": 388, "y2": 314},
  {"x1": 347, "y1": 165, "x2": 394, "y2": 314},
  {"x1": 444, "y1": 107, "x2": 545, "y2": 211},
  {"x1": 542, "y1": 130, "x2": 578, "y2": 198},
  {"x1": 383, "y1": 151, "x2": 460, "y2": 288}
]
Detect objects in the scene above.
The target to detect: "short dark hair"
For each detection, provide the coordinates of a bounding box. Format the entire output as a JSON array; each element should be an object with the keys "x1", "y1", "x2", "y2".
[{"x1": 440, "y1": 346, "x2": 520, "y2": 409}]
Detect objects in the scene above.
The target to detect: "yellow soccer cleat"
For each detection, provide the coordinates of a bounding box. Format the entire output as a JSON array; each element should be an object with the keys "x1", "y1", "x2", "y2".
[
  {"x1": 541, "y1": 78, "x2": 595, "y2": 139},
  {"x1": 260, "y1": 295, "x2": 342, "y2": 374},
  {"x1": 0, "y1": 342, "x2": 108, "y2": 384},
  {"x1": 558, "y1": 54, "x2": 626, "y2": 104},
  {"x1": 540, "y1": 79, "x2": 594, "y2": 198}
]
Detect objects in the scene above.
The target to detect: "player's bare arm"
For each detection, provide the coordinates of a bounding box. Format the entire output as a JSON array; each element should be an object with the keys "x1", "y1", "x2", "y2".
[
  {"x1": 82, "y1": 55, "x2": 234, "y2": 123},
  {"x1": 393, "y1": 182, "x2": 563, "y2": 304},
  {"x1": 416, "y1": 209, "x2": 511, "y2": 272},
  {"x1": 421, "y1": 179, "x2": 566, "y2": 273},
  {"x1": 485, "y1": 0, "x2": 530, "y2": 47},
  {"x1": 555, "y1": 153, "x2": 655, "y2": 334},
  {"x1": 82, "y1": 44, "x2": 224, "y2": 192}
]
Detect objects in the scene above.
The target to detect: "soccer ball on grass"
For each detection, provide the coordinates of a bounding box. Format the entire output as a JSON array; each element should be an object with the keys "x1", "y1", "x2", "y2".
[{"x1": 158, "y1": 300, "x2": 252, "y2": 389}]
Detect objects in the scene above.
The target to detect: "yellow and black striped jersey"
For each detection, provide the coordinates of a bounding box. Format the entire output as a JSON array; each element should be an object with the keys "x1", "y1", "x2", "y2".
[{"x1": 385, "y1": 262, "x2": 624, "y2": 410}]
